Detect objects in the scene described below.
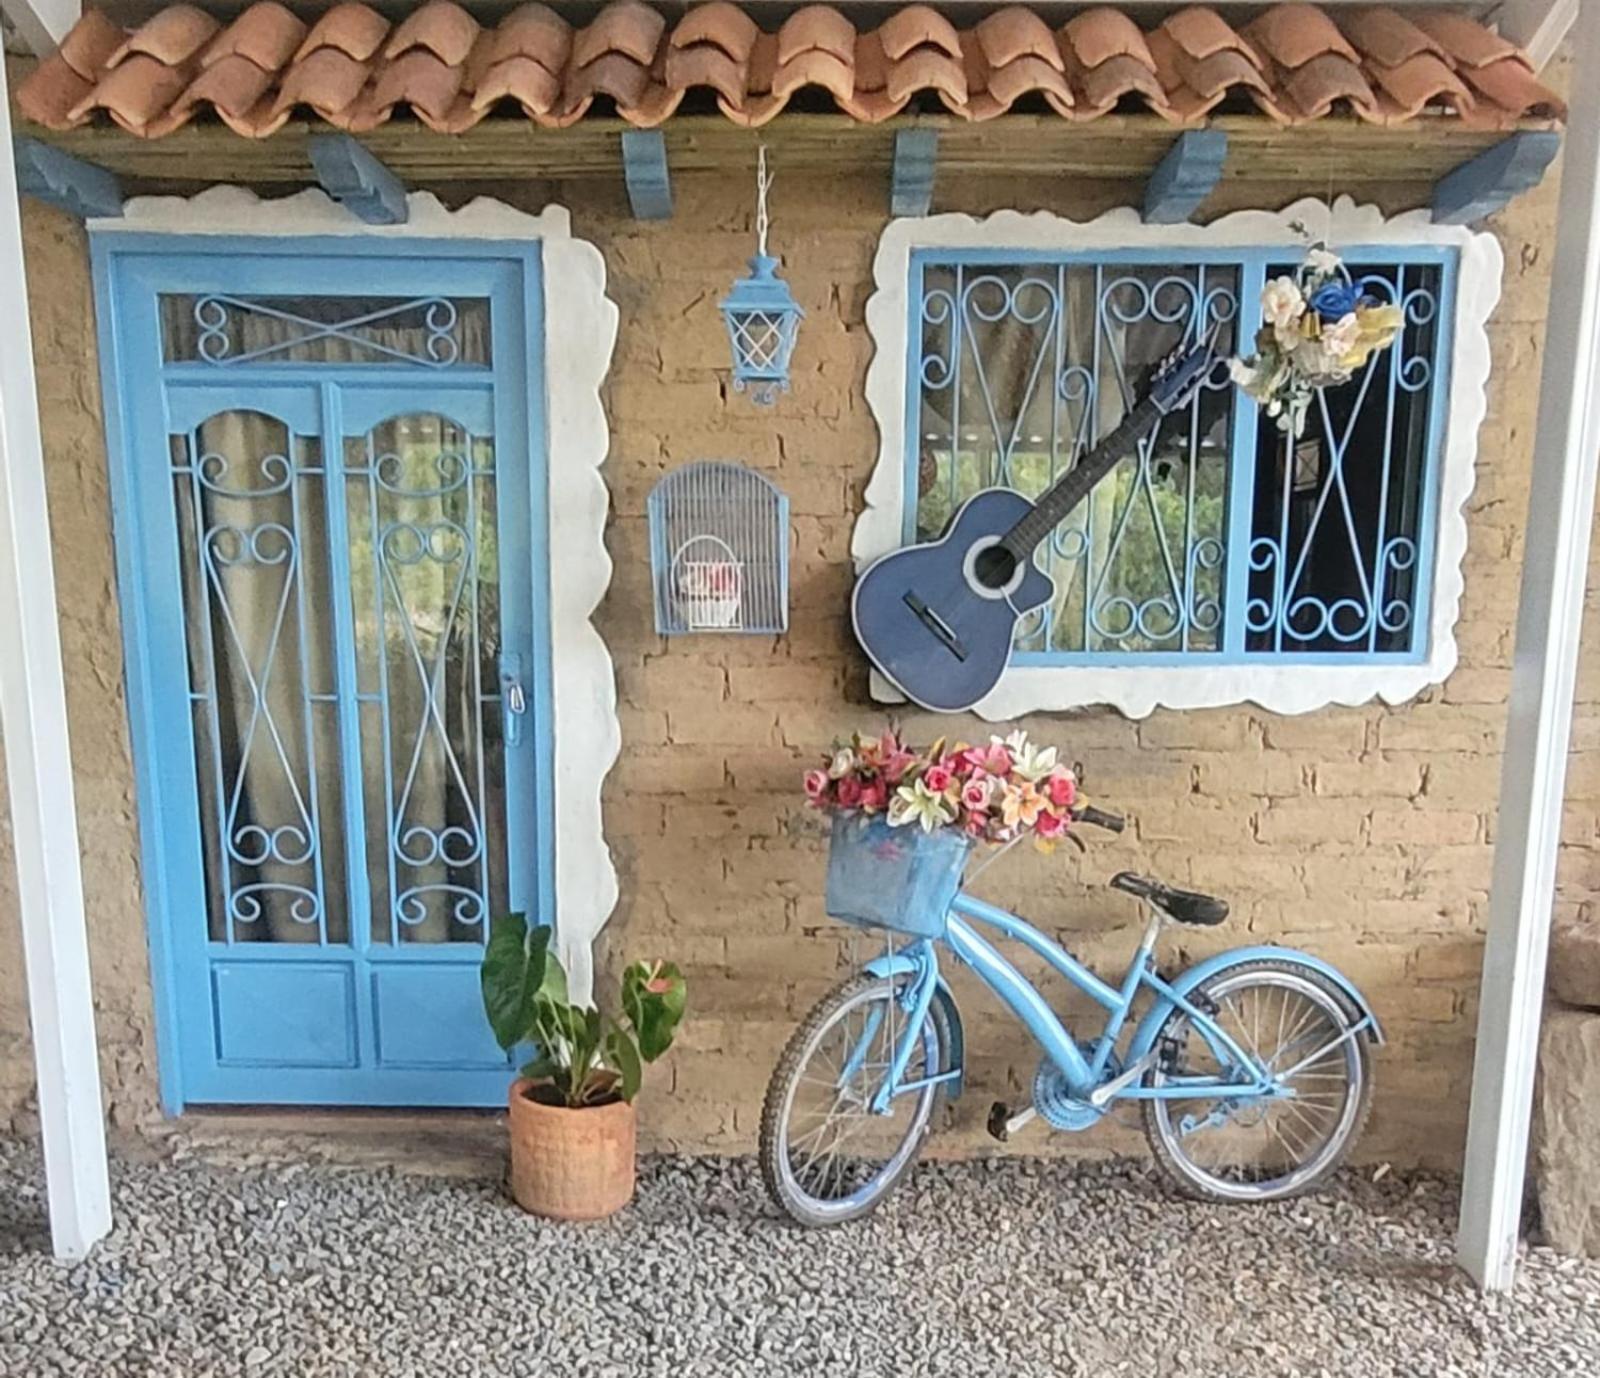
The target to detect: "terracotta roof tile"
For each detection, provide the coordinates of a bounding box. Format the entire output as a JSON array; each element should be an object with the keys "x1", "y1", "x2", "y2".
[
  {"x1": 975, "y1": 9, "x2": 1062, "y2": 71},
  {"x1": 1063, "y1": 8, "x2": 1157, "y2": 70},
  {"x1": 16, "y1": 54, "x2": 98, "y2": 128},
  {"x1": 1366, "y1": 51, "x2": 1472, "y2": 122},
  {"x1": 1245, "y1": 4, "x2": 1359, "y2": 68},
  {"x1": 1409, "y1": 9, "x2": 1520, "y2": 67},
  {"x1": 67, "y1": 52, "x2": 195, "y2": 135},
  {"x1": 386, "y1": 1, "x2": 480, "y2": 66},
  {"x1": 14, "y1": 1, "x2": 1563, "y2": 141},
  {"x1": 294, "y1": 3, "x2": 388, "y2": 64},
  {"x1": 1340, "y1": 7, "x2": 1445, "y2": 66},
  {"x1": 472, "y1": 54, "x2": 562, "y2": 117},
  {"x1": 672, "y1": 1, "x2": 759, "y2": 63},
  {"x1": 879, "y1": 4, "x2": 962, "y2": 61},
  {"x1": 1161, "y1": 5, "x2": 1253, "y2": 62},
  {"x1": 269, "y1": 46, "x2": 372, "y2": 125},
  {"x1": 1455, "y1": 54, "x2": 1565, "y2": 123},
  {"x1": 58, "y1": 7, "x2": 126, "y2": 81},
  {"x1": 570, "y1": 0, "x2": 664, "y2": 69},
  {"x1": 778, "y1": 6, "x2": 855, "y2": 68},
  {"x1": 200, "y1": 2, "x2": 305, "y2": 73},
  {"x1": 1279, "y1": 50, "x2": 1377, "y2": 121}
]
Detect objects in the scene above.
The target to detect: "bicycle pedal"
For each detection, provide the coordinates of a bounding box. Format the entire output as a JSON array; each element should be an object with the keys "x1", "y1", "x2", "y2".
[{"x1": 987, "y1": 1101, "x2": 1011, "y2": 1142}]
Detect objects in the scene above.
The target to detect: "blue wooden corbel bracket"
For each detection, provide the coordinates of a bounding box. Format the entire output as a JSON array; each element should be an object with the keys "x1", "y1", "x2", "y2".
[
  {"x1": 13, "y1": 136, "x2": 123, "y2": 219},
  {"x1": 891, "y1": 129, "x2": 938, "y2": 217},
  {"x1": 1143, "y1": 130, "x2": 1228, "y2": 225},
  {"x1": 1432, "y1": 131, "x2": 1562, "y2": 226},
  {"x1": 308, "y1": 133, "x2": 408, "y2": 225},
  {"x1": 621, "y1": 129, "x2": 672, "y2": 220}
]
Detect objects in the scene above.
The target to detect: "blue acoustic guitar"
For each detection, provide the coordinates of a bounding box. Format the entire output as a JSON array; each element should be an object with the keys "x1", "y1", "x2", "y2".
[{"x1": 852, "y1": 333, "x2": 1220, "y2": 712}]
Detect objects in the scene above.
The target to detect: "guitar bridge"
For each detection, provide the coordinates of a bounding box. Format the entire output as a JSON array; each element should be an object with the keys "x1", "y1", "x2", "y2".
[{"x1": 903, "y1": 592, "x2": 967, "y2": 661}]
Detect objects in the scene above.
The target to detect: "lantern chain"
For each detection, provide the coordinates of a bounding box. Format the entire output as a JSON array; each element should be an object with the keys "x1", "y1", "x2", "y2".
[{"x1": 756, "y1": 145, "x2": 772, "y2": 258}]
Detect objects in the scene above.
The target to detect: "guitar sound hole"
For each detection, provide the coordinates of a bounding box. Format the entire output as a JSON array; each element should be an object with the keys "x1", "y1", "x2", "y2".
[{"x1": 973, "y1": 544, "x2": 1018, "y2": 591}]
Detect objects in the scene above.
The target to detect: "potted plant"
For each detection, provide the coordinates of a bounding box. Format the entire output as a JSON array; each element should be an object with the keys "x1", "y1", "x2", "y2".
[{"x1": 480, "y1": 913, "x2": 686, "y2": 1220}]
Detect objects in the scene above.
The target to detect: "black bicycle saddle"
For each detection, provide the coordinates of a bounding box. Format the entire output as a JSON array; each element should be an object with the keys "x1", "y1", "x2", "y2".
[{"x1": 1110, "y1": 872, "x2": 1230, "y2": 926}]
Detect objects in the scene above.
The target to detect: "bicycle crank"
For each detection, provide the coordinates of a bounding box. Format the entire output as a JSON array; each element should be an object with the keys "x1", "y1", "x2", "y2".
[{"x1": 1032, "y1": 1058, "x2": 1110, "y2": 1132}]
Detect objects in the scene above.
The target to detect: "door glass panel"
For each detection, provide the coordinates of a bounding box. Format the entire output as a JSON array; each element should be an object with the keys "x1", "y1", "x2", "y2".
[
  {"x1": 159, "y1": 295, "x2": 491, "y2": 368},
  {"x1": 344, "y1": 413, "x2": 505, "y2": 945},
  {"x1": 171, "y1": 411, "x2": 348, "y2": 945}
]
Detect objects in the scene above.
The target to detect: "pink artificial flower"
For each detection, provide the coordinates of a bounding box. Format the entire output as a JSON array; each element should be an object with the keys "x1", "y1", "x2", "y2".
[
  {"x1": 1035, "y1": 808, "x2": 1067, "y2": 840},
  {"x1": 963, "y1": 740, "x2": 1012, "y2": 777},
  {"x1": 961, "y1": 778, "x2": 992, "y2": 811},
  {"x1": 836, "y1": 775, "x2": 863, "y2": 808},
  {"x1": 924, "y1": 764, "x2": 954, "y2": 794},
  {"x1": 964, "y1": 813, "x2": 990, "y2": 838},
  {"x1": 1047, "y1": 769, "x2": 1077, "y2": 809},
  {"x1": 860, "y1": 778, "x2": 888, "y2": 812},
  {"x1": 803, "y1": 769, "x2": 829, "y2": 802}
]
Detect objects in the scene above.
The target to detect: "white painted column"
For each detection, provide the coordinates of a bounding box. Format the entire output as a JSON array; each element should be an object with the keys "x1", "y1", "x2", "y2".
[
  {"x1": 0, "y1": 60, "x2": 112, "y2": 1258},
  {"x1": 1457, "y1": 0, "x2": 1600, "y2": 1292}
]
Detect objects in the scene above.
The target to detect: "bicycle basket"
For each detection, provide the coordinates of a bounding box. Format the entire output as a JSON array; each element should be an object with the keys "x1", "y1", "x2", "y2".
[{"x1": 824, "y1": 813, "x2": 972, "y2": 939}]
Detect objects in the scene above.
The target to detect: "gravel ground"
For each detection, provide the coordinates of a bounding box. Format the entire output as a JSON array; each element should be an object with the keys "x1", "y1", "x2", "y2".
[{"x1": 2, "y1": 1137, "x2": 1598, "y2": 1377}]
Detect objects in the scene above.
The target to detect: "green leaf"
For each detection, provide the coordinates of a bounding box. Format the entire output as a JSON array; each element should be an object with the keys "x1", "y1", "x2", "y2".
[
  {"x1": 538, "y1": 944, "x2": 569, "y2": 1006},
  {"x1": 480, "y1": 914, "x2": 550, "y2": 1050},
  {"x1": 519, "y1": 1055, "x2": 561, "y2": 1083},
  {"x1": 622, "y1": 960, "x2": 688, "y2": 1062},
  {"x1": 606, "y1": 1022, "x2": 643, "y2": 1103}
]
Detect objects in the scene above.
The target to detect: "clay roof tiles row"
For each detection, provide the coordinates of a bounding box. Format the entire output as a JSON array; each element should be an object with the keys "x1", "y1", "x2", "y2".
[{"x1": 16, "y1": 1, "x2": 1565, "y2": 140}]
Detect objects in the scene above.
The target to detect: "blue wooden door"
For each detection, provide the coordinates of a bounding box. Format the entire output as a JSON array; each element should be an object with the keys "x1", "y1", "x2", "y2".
[{"x1": 92, "y1": 239, "x2": 554, "y2": 1109}]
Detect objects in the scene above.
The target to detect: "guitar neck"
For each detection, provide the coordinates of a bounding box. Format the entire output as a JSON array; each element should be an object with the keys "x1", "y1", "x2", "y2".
[{"x1": 1001, "y1": 395, "x2": 1163, "y2": 560}]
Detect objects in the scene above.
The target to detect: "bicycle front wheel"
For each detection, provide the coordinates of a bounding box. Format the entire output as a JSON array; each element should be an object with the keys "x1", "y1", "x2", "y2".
[
  {"x1": 1142, "y1": 959, "x2": 1373, "y2": 1203},
  {"x1": 760, "y1": 970, "x2": 949, "y2": 1227}
]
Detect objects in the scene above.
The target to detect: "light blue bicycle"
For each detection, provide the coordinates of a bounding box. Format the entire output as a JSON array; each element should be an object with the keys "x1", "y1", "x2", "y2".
[{"x1": 760, "y1": 806, "x2": 1382, "y2": 1226}]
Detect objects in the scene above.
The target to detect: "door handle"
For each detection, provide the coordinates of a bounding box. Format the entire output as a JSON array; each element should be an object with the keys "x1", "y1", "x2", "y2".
[{"x1": 499, "y1": 652, "x2": 527, "y2": 746}]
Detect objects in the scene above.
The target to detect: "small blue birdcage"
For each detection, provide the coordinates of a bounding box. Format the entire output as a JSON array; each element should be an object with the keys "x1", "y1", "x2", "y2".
[
  {"x1": 647, "y1": 461, "x2": 789, "y2": 634},
  {"x1": 720, "y1": 148, "x2": 803, "y2": 406}
]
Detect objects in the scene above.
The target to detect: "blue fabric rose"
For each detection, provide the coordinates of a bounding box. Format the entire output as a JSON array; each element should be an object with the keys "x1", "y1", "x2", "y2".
[{"x1": 1310, "y1": 281, "x2": 1360, "y2": 321}]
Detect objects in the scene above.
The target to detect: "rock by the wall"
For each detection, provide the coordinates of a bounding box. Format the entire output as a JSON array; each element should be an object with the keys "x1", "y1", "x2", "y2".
[
  {"x1": 1550, "y1": 913, "x2": 1600, "y2": 1011},
  {"x1": 1535, "y1": 1002, "x2": 1600, "y2": 1257}
]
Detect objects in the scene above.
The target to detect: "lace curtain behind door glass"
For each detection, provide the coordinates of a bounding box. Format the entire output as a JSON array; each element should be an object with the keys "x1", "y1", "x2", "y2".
[
  {"x1": 173, "y1": 411, "x2": 348, "y2": 946},
  {"x1": 344, "y1": 414, "x2": 507, "y2": 946}
]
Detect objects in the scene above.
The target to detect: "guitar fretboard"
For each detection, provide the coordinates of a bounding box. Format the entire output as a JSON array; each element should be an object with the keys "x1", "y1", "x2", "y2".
[{"x1": 999, "y1": 395, "x2": 1165, "y2": 561}]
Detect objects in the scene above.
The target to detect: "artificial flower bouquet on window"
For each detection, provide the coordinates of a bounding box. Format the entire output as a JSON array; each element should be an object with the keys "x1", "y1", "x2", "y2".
[
  {"x1": 803, "y1": 727, "x2": 1079, "y2": 848},
  {"x1": 1230, "y1": 246, "x2": 1404, "y2": 437}
]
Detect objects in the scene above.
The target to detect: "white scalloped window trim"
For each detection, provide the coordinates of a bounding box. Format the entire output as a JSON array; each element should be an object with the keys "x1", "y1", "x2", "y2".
[
  {"x1": 93, "y1": 189, "x2": 621, "y2": 999},
  {"x1": 857, "y1": 198, "x2": 1501, "y2": 720}
]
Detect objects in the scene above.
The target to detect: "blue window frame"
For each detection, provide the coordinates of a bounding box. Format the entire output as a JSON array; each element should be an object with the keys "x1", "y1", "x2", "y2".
[
  {"x1": 92, "y1": 235, "x2": 556, "y2": 1111},
  {"x1": 905, "y1": 245, "x2": 1456, "y2": 667}
]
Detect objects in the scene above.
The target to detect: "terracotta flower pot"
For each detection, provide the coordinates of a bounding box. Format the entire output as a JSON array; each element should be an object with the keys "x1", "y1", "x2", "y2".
[{"x1": 506, "y1": 1077, "x2": 637, "y2": 1220}]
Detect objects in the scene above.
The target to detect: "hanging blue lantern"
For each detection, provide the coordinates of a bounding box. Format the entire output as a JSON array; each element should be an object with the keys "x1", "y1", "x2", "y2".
[{"x1": 719, "y1": 148, "x2": 803, "y2": 406}]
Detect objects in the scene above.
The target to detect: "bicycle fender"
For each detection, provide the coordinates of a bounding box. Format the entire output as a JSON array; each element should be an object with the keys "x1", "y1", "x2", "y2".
[
  {"x1": 863, "y1": 954, "x2": 965, "y2": 1099},
  {"x1": 1125, "y1": 944, "x2": 1385, "y2": 1068}
]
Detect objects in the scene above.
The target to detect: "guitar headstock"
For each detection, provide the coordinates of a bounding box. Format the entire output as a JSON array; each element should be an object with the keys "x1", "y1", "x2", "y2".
[{"x1": 1149, "y1": 323, "x2": 1224, "y2": 415}]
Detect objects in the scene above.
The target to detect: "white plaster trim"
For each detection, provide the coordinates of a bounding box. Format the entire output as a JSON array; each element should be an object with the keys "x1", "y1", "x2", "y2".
[
  {"x1": 93, "y1": 188, "x2": 621, "y2": 1000},
  {"x1": 857, "y1": 197, "x2": 1501, "y2": 719}
]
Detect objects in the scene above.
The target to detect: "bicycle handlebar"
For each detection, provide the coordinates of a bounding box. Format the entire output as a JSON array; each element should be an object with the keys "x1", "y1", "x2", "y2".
[{"x1": 1072, "y1": 804, "x2": 1126, "y2": 834}]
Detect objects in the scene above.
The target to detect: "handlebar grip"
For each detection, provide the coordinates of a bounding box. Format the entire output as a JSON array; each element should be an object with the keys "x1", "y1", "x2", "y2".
[{"x1": 1074, "y1": 805, "x2": 1125, "y2": 834}]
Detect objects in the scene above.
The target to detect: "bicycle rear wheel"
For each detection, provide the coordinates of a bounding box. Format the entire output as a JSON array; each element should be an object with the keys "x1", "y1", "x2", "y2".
[
  {"x1": 1142, "y1": 959, "x2": 1372, "y2": 1203},
  {"x1": 760, "y1": 970, "x2": 949, "y2": 1227}
]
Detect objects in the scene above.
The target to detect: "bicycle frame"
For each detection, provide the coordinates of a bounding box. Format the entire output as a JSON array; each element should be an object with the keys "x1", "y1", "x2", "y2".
[{"x1": 864, "y1": 889, "x2": 1278, "y2": 1116}]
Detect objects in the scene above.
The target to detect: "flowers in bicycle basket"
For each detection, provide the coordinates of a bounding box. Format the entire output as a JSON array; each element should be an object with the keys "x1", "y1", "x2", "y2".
[
  {"x1": 1229, "y1": 245, "x2": 1404, "y2": 437},
  {"x1": 803, "y1": 727, "x2": 1079, "y2": 848}
]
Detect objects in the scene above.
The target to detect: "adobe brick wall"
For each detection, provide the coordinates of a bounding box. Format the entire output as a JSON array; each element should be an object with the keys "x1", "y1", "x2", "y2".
[
  {"x1": 0, "y1": 135, "x2": 1593, "y2": 1176},
  {"x1": 582, "y1": 161, "x2": 1589, "y2": 1172}
]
